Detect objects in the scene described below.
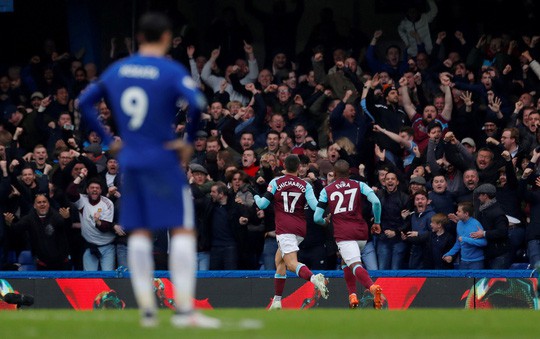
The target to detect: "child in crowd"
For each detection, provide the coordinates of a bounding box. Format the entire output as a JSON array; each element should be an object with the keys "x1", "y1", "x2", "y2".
[
  {"x1": 424, "y1": 213, "x2": 455, "y2": 269},
  {"x1": 443, "y1": 202, "x2": 487, "y2": 269}
]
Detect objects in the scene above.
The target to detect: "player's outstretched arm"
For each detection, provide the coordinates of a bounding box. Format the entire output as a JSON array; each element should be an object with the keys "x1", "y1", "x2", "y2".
[
  {"x1": 361, "y1": 182, "x2": 382, "y2": 224},
  {"x1": 254, "y1": 178, "x2": 277, "y2": 210},
  {"x1": 305, "y1": 183, "x2": 318, "y2": 211},
  {"x1": 254, "y1": 194, "x2": 271, "y2": 209},
  {"x1": 314, "y1": 206, "x2": 327, "y2": 225},
  {"x1": 313, "y1": 189, "x2": 328, "y2": 225}
]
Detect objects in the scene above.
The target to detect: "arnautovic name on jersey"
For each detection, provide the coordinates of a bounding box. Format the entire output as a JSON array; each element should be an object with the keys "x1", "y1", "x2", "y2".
[
  {"x1": 119, "y1": 65, "x2": 159, "y2": 79},
  {"x1": 276, "y1": 179, "x2": 306, "y2": 192}
]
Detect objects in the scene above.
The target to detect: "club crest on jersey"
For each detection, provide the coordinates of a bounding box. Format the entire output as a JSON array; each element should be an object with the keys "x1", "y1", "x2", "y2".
[{"x1": 97, "y1": 208, "x2": 102, "y2": 213}]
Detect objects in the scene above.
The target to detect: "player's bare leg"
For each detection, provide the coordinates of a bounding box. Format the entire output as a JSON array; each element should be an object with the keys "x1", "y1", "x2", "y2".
[
  {"x1": 128, "y1": 229, "x2": 158, "y2": 327},
  {"x1": 284, "y1": 252, "x2": 329, "y2": 299},
  {"x1": 169, "y1": 228, "x2": 220, "y2": 328}
]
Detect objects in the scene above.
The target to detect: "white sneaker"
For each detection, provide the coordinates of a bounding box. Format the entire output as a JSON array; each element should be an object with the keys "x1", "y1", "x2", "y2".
[
  {"x1": 312, "y1": 273, "x2": 329, "y2": 299},
  {"x1": 140, "y1": 310, "x2": 158, "y2": 328},
  {"x1": 171, "y1": 312, "x2": 221, "y2": 329},
  {"x1": 268, "y1": 299, "x2": 282, "y2": 310}
]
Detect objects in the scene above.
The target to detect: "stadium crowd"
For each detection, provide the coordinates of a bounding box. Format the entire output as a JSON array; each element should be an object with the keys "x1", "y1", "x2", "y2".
[{"x1": 1, "y1": 1, "x2": 540, "y2": 271}]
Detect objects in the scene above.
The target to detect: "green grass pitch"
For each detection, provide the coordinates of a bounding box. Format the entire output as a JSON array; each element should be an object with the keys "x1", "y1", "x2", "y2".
[{"x1": 1, "y1": 309, "x2": 538, "y2": 338}]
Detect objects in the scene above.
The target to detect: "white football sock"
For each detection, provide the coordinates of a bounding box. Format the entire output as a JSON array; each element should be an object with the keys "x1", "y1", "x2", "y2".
[
  {"x1": 170, "y1": 234, "x2": 196, "y2": 314},
  {"x1": 128, "y1": 234, "x2": 156, "y2": 313}
]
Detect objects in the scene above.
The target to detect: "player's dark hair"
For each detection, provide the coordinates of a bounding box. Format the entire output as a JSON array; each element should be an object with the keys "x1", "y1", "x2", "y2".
[
  {"x1": 284, "y1": 154, "x2": 300, "y2": 173},
  {"x1": 334, "y1": 159, "x2": 350, "y2": 178},
  {"x1": 137, "y1": 12, "x2": 172, "y2": 43}
]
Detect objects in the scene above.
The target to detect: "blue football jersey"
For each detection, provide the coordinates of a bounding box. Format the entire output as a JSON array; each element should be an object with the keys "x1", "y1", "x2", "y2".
[{"x1": 78, "y1": 54, "x2": 206, "y2": 169}]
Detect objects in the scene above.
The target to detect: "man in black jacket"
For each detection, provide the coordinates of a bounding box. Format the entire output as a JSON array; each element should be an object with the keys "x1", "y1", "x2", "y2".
[
  {"x1": 206, "y1": 181, "x2": 245, "y2": 270},
  {"x1": 470, "y1": 183, "x2": 511, "y2": 269},
  {"x1": 4, "y1": 194, "x2": 72, "y2": 270}
]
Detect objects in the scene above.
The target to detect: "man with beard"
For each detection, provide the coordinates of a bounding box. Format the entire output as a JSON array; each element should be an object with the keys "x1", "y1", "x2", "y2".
[
  {"x1": 365, "y1": 74, "x2": 408, "y2": 166},
  {"x1": 399, "y1": 75, "x2": 453, "y2": 152},
  {"x1": 3, "y1": 194, "x2": 72, "y2": 270},
  {"x1": 66, "y1": 168, "x2": 115, "y2": 271}
]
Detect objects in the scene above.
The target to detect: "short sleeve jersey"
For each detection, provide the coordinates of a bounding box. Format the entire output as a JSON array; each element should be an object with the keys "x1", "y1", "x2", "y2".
[
  {"x1": 78, "y1": 54, "x2": 205, "y2": 170},
  {"x1": 319, "y1": 179, "x2": 372, "y2": 242},
  {"x1": 267, "y1": 174, "x2": 314, "y2": 237},
  {"x1": 74, "y1": 195, "x2": 115, "y2": 246}
]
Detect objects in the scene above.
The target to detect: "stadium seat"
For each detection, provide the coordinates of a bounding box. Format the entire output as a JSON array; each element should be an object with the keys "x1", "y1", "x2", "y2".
[
  {"x1": 7, "y1": 250, "x2": 17, "y2": 264},
  {"x1": 17, "y1": 251, "x2": 36, "y2": 271},
  {"x1": 509, "y1": 263, "x2": 530, "y2": 270}
]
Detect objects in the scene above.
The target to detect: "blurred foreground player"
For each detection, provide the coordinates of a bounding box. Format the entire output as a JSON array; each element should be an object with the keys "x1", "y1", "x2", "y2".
[
  {"x1": 314, "y1": 160, "x2": 384, "y2": 309},
  {"x1": 78, "y1": 12, "x2": 220, "y2": 328},
  {"x1": 254, "y1": 155, "x2": 329, "y2": 310}
]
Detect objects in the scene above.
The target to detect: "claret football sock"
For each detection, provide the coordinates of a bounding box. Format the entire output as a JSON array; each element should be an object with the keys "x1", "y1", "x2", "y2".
[
  {"x1": 296, "y1": 263, "x2": 314, "y2": 281},
  {"x1": 342, "y1": 266, "x2": 358, "y2": 295},
  {"x1": 274, "y1": 273, "x2": 287, "y2": 297},
  {"x1": 352, "y1": 264, "x2": 374, "y2": 289}
]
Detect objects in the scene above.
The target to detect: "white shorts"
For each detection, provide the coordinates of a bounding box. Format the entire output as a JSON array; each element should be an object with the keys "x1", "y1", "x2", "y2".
[
  {"x1": 337, "y1": 240, "x2": 367, "y2": 266},
  {"x1": 276, "y1": 234, "x2": 304, "y2": 256}
]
